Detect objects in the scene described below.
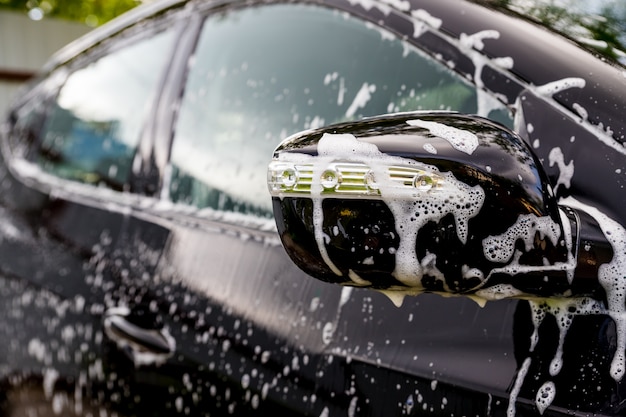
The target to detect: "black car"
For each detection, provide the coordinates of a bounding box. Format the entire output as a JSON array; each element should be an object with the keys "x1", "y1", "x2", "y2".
[{"x1": 1, "y1": 0, "x2": 626, "y2": 415}]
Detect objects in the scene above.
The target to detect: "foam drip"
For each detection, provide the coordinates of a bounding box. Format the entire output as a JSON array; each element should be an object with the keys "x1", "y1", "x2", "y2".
[
  {"x1": 561, "y1": 197, "x2": 626, "y2": 381},
  {"x1": 288, "y1": 132, "x2": 486, "y2": 288}
]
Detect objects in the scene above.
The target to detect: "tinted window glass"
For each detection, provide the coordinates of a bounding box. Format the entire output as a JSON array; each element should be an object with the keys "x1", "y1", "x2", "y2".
[
  {"x1": 169, "y1": 4, "x2": 511, "y2": 216},
  {"x1": 37, "y1": 29, "x2": 176, "y2": 190}
]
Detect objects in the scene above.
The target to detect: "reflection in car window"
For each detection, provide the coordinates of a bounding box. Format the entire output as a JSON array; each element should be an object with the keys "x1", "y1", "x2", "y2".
[
  {"x1": 37, "y1": 29, "x2": 176, "y2": 191},
  {"x1": 169, "y1": 4, "x2": 512, "y2": 216}
]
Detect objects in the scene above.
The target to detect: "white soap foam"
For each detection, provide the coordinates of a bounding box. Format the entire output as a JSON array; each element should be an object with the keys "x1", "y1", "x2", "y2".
[
  {"x1": 460, "y1": 29, "x2": 500, "y2": 51},
  {"x1": 535, "y1": 381, "x2": 556, "y2": 415},
  {"x1": 482, "y1": 214, "x2": 562, "y2": 264},
  {"x1": 345, "y1": 83, "x2": 376, "y2": 118},
  {"x1": 422, "y1": 143, "x2": 437, "y2": 154},
  {"x1": 561, "y1": 197, "x2": 626, "y2": 381},
  {"x1": 508, "y1": 357, "x2": 531, "y2": 417},
  {"x1": 510, "y1": 298, "x2": 607, "y2": 416},
  {"x1": 548, "y1": 147, "x2": 574, "y2": 193},
  {"x1": 535, "y1": 78, "x2": 586, "y2": 97},
  {"x1": 411, "y1": 9, "x2": 442, "y2": 30},
  {"x1": 281, "y1": 132, "x2": 485, "y2": 289},
  {"x1": 407, "y1": 119, "x2": 479, "y2": 155},
  {"x1": 477, "y1": 210, "x2": 577, "y2": 293},
  {"x1": 386, "y1": 169, "x2": 484, "y2": 286},
  {"x1": 475, "y1": 284, "x2": 524, "y2": 301}
]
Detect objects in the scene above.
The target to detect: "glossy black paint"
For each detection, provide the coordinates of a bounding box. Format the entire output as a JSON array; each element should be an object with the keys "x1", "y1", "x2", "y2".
[
  {"x1": 272, "y1": 112, "x2": 609, "y2": 299},
  {"x1": 413, "y1": 0, "x2": 626, "y2": 144},
  {"x1": 0, "y1": 0, "x2": 625, "y2": 416}
]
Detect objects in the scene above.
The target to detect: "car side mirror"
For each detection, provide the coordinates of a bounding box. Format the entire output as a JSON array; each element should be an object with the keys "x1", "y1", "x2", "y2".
[{"x1": 268, "y1": 112, "x2": 608, "y2": 305}]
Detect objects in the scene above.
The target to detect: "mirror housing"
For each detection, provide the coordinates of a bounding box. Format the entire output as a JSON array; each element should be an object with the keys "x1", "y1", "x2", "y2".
[{"x1": 268, "y1": 112, "x2": 606, "y2": 303}]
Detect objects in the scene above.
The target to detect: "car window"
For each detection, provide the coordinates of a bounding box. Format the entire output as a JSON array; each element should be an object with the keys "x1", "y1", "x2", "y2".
[
  {"x1": 168, "y1": 3, "x2": 512, "y2": 217},
  {"x1": 35, "y1": 28, "x2": 177, "y2": 191}
]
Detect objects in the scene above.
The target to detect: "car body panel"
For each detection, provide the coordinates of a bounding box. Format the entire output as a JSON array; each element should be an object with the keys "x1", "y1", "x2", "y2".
[{"x1": 1, "y1": 0, "x2": 626, "y2": 415}]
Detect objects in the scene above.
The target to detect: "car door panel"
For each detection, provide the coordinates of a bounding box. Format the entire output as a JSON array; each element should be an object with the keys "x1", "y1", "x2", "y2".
[{"x1": 101, "y1": 209, "x2": 345, "y2": 414}]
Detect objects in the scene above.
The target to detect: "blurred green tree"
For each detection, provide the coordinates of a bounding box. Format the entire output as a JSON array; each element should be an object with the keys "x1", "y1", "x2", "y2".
[
  {"x1": 485, "y1": 0, "x2": 626, "y2": 65},
  {"x1": 0, "y1": 0, "x2": 140, "y2": 26}
]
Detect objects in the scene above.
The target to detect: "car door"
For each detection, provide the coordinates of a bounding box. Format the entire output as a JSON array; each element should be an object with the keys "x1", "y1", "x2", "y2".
[
  {"x1": 100, "y1": 1, "x2": 548, "y2": 416},
  {"x1": 0, "y1": 6, "x2": 188, "y2": 416}
]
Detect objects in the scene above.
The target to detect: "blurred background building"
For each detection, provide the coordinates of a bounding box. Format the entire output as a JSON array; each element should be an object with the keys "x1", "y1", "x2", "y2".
[
  {"x1": 0, "y1": 0, "x2": 141, "y2": 117},
  {"x1": 0, "y1": 10, "x2": 90, "y2": 116}
]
